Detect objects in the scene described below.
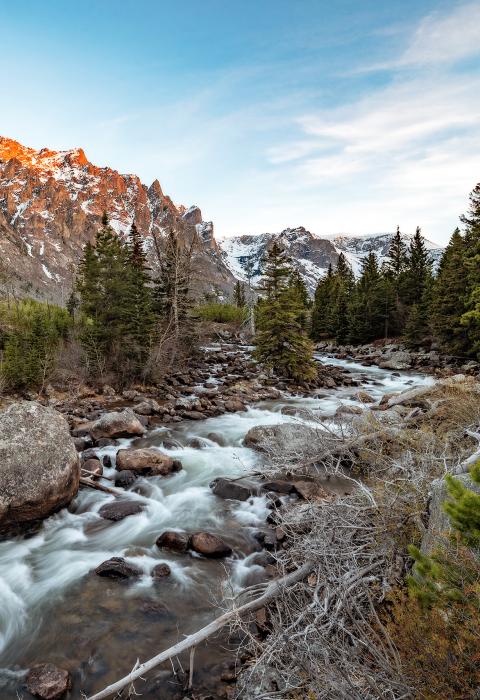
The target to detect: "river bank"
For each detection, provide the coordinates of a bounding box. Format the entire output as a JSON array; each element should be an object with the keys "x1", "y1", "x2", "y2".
[{"x1": 0, "y1": 347, "x2": 438, "y2": 700}]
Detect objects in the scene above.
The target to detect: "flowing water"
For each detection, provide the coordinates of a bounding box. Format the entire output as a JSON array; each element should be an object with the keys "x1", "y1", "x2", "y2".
[{"x1": 0, "y1": 356, "x2": 433, "y2": 698}]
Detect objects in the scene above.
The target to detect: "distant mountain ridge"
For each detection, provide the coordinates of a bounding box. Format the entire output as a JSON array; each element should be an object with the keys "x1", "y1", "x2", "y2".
[
  {"x1": 219, "y1": 226, "x2": 444, "y2": 295},
  {"x1": 0, "y1": 136, "x2": 444, "y2": 303}
]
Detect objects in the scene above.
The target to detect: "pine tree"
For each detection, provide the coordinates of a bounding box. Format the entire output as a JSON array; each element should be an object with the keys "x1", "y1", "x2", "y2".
[
  {"x1": 255, "y1": 242, "x2": 317, "y2": 382},
  {"x1": 384, "y1": 226, "x2": 409, "y2": 334},
  {"x1": 233, "y1": 280, "x2": 246, "y2": 307},
  {"x1": 289, "y1": 269, "x2": 310, "y2": 331},
  {"x1": 348, "y1": 253, "x2": 385, "y2": 343},
  {"x1": 431, "y1": 229, "x2": 469, "y2": 354},
  {"x1": 328, "y1": 253, "x2": 355, "y2": 342},
  {"x1": 403, "y1": 227, "x2": 434, "y2": 346},
  {"x1": 77, "y1": 213, "x2": 131, "y2": 377},
  {"x1": 311, "y1": 264, "x2": 334, "y2": 340},
  {"x1": 123, "y1": 222, "x2": 155, "y2": 372},
  {"x1": 460, "y1": 183, "x2": 480, "y2": 356}
]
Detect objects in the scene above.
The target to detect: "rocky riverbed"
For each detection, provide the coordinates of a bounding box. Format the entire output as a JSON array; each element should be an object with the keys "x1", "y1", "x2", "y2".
[{"x1": 0, "y1": 346, "x2": 434, "y2": 699}]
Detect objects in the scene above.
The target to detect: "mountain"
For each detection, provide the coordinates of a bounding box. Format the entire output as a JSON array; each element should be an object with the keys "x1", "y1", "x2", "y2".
[
  {"x1": 219, "y1": 226, "x2": 444, "y2": 295},
  {"x1": 0, "y1": 136, "x2": 235, "y2": 302},
  {"x1": 0, "y1": 137, "x2": 445, "y2": 304}
]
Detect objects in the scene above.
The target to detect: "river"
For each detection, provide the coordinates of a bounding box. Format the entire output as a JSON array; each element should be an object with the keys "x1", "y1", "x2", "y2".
[{"x1": 0, "y1": 355, "x2": 433, "y2": 698}]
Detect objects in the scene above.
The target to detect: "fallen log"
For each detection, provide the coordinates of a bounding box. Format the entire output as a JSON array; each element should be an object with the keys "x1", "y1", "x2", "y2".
[
  {"x1": 86, "y1": 560, "x2": 314, "y2": 700},
  {"x1": 386, "y1": 385, "x2": 432, "y2": 409},
  {"x1": 79, "y1": 476, "x2": 121, "y2": 496}
]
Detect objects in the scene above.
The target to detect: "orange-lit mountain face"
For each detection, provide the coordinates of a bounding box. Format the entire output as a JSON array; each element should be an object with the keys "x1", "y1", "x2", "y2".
[{"x1": 0, "y1": 136, "x2": 233, "y2": 302}]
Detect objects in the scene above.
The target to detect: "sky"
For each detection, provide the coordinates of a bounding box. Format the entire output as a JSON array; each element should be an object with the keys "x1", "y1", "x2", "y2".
[{"x1": 1, "y1": 0, "x2": 480, "y2": 245}]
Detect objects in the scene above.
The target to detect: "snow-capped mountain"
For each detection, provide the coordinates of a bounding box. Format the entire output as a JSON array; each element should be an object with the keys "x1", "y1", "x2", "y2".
[
  {"x1": 219, "y1": 227, "x2": 444, "y2": 295},
  {"x1": 0, "y1": 136, "x2": 235, "y2": 301}
]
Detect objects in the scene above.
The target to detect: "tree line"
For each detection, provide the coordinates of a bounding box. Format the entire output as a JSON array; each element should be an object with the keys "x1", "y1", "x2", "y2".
[{"x1": 254, "y1": 183, "x2": 480, "y2": 383}]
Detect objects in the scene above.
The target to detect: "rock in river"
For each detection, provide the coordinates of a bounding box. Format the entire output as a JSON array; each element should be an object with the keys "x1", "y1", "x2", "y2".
[
  {"x1": 190, "y1": 532, "x2": 232, "y2": 558},
  {"x1": 156, "y1": 530, "x2": 190, "y2": 553},
  {"x1": 99, "y1": 500, "x2": 145, "y2": 521},
  {"x1": 95, "y1": 557, "x2": 142, "y2": 579},
  {"x1": 26, "y1": 663, "x2": 71, "y2": 700},
  {"x1": 90, "y1": 408, "x2": 146, "y2": 440},
  {"x1": 116, "y1": 448, "x2": 182, "y2": 476},
  {"x1": 0, "y1": 402, "x2": 79, "y2": 534},
  {"x1": 210, "y1": 477, "x2": 253, "y2": 501}
]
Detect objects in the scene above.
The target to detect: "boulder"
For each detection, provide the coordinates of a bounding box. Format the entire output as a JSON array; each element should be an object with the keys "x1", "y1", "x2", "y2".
[
  {"x1": 224, "y1": 399, "x2": 247, "y2": 412},
  {"x1": 355, "y1": 390, "x2": 375, "y2": 403},
  {"x1": 99, "y1": 500, "x2": 144, "y2": 521},
  {"x1": 90, "y1": 408, "x2": 146, "y2": 440},
  {"x1": 133, "y1": 399, "x2": 161, "y2": 415},
  {"x1": 210, "y1": 477, "x2": 253, "y2": 501},
  {"x1": 116, "y1": 448, "x2": 182, "y2": 476},
  {"x1": 244, "y1": 423, "x2": 329, "y2": 457},
  {"x1": 26, "y1": 663, "x2": 71, "y2": 700},
  {"x1": 95, "y1": 557, "x2": 142, "y2": 579},
  {"x1": 421, "y1": 473, "x2": 480, "y2": 555},
  {"x1": 378, "y1": 351, "x2": 412, "y2": 370},
  {"x1": 0, "y1": 402, "x2": 79, "y2": 533},
  {"x1": 207, "y1": 432, "x2": 226, "y2": 446},
  {"x1": 151, "y1": 563, "x2": 172, "y2": 579},
  {"x1": 114, "y1": 470, "x2": 138, "y2": 488},
  {"x1": 262, "y1": 480, "x2": 296, "y2": 494},
  {"x1": 292, "y1": 480, "x2": 332, "y2": 501},
  {"x1": 82, "y1": 458, "x2": 103, "y2": 479},
  {"x1": 156, "y1": 530, "x2": 190, "y2": 553},
  {"x1": 190, "y1": 532, "x2": 232, "y2": 558}
]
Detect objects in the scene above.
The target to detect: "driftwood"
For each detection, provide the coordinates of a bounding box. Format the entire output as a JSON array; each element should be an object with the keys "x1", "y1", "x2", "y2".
[
  {"x1": 86, "y1": 560, "x2": 314, "y2": 700},
  {"x1": 454, "y1": 428, "x2": 480, "y2": 474},
  {"x1": 79, "y1": 476, "x2": 120, "y2": 496},
  {"x1": 385, "y1": 385, "x2": 432, "y2": 409}
]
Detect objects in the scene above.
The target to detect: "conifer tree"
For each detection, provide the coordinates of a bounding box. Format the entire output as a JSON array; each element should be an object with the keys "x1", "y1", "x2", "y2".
[
  {"x1": 460, "y1": 183, "x2": 480, "y2": 356},
  {"x1": 384, "y1": 226, "x2": 409, "y2": 334},
  {"x1": 348, "y1": 252, "x2": 385, "y2": 343},
  {"x1": 329, "y1": 253, "x2": 355, "y2": 342},
  {"x1": 255, "y1": 242, "x2": 317, "y2": 382},
  {"x1": 403, "y1": 227, "x2": 434, "y2": 346},
  {"x1": 123, "y1": 222, "x2": 155, "y2": 371},
  {"x1": 289, "y1": 269, "x2": 310, "y2": 331},
  {"x1": 431, "y1": 229, "x2": 469, "y2": 354},
  {"x1": 311, "y1": 264, "x2": 334, "y2": 340},
  {"x1": 233, "y1": 280, "x2": 246, "y2": 307}
]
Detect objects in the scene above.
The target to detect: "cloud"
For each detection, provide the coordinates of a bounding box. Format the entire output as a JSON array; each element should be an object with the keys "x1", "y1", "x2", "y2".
[
  {"x1": 399, "y1": 2, "x2": 480, "y2": 68},
  {"x1": 258, "y1": 4, "x2": 480, "y2": 243}
]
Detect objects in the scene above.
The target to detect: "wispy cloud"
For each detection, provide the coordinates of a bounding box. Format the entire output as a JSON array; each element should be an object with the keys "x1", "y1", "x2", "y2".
[{"x1": 260, "y1": 3, "x2": 480, "y2": 242}]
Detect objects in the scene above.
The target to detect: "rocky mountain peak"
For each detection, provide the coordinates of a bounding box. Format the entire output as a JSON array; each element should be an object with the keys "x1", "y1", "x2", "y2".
[{"x1": 0, "y1": 136, "x2": 236, "y2": 302}]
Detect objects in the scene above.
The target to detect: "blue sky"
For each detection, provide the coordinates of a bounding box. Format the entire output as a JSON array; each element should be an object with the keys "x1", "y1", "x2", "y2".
[{"x1": 1, "y1": 0, "x2": 479, "y2": 244}]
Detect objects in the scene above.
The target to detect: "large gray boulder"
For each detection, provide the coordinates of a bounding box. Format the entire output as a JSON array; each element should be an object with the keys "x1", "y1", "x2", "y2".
[
  {"x1": 378, "y1": 350, "x2": 412, "y2": 370},
  {"x1": 0, "y1": 402, "x2": 80, "y2": 533},
  {"x1": 421, "y1": 473, "x2": 480, "y2": 554},
  {"x1": 244, "y1": 423, "x2": 329, "y2": 457},
  {"x1": 90, "y1": 408, "x2": 146, "y2": 440}
]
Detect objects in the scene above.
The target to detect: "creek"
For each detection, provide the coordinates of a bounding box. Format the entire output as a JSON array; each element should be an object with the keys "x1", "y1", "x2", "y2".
[{"x1": 0, "y1": 355, "x2": 433, "y2": 698}]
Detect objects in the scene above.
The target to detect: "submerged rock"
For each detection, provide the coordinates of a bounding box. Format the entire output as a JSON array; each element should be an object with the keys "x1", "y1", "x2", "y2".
[
  {"x1": 0, "y1": 402, "x2": 79, "y2": 534},
  {"x1": 26, "y1": 663, "x2": 71, "y2": 700},
  {"x1": 190, "y1": 532, "x2": 232, "y2": 558},
  {"x1": 95, "y1": 557, "x2": 142, "y2": 579},
  {"x1": 151, "y1": 563, "x2": 172, "y2": 579},
  {"x1": 99, "y1": 500, "x2": 144, "y2": 521},
  {"x1": 90, "y1": 408, "x2": 146, "y2": 440},
  {"x1": 114, "y1": 470, "x2": 138, "y2": 488},
  {"x1": 116, "y1": 448, "x2": 182, "y2": 476}
]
